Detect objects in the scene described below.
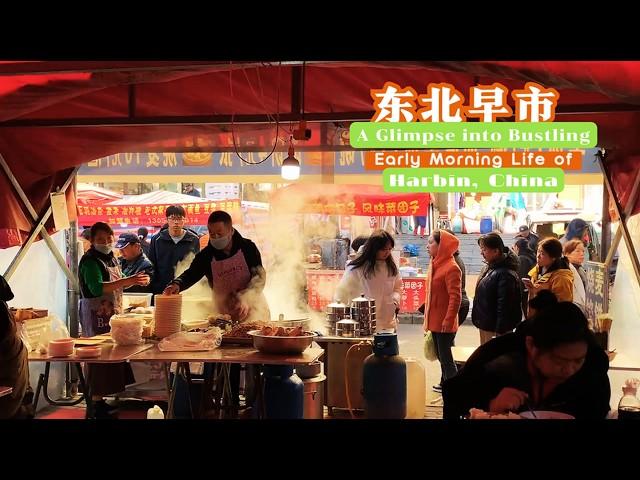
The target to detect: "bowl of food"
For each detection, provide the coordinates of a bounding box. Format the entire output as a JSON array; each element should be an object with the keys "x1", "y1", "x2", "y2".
[
  {"x1": 519, "y1": 410, "x2": 575, "y2": 420},
  {"x1": 48, "y1": 338, "x2": 75, "y2": 357},
  {"x1": 248, "y1": 326, "x2": 316, "y2": 354},
  {"x1": 76, "y1": 346, "x2": 102, "y2": 359}
]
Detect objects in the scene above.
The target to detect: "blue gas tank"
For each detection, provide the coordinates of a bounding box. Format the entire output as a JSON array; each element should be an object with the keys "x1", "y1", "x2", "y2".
[
  {"x1": 362, "y1": 333, "x2": 407, "y2": 419},
  {"x1": 260, "y1": 365, "x2": 304, "y2": 419}
]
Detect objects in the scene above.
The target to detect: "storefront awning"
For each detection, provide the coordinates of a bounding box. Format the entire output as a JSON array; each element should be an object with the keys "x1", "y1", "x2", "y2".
[{"x1": 2, "y1": 61, "x2": 640, "y2": 247}]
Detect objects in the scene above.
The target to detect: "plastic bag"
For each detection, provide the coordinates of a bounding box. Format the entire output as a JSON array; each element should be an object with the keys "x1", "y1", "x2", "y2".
[
  {"x1": 423, "y1": 330, "x2": 437, "y2": 361},
  {"x1": 38, "y1": 315, "x2": 70, "y2": 349},
  {"x1": 158, "y1": 328, "x2": 223, "y2": 352},
  {"x1": 110, "y1": 315, "x2": 144, "y2": 345}
]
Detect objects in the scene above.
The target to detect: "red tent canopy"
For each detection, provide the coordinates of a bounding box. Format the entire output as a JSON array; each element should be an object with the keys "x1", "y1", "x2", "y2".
[
  {"x1": 76, "y1": 190, "x2": 240, "y2": 227},
  {"x1": 271, "y1": 184, "x2": 432, "y2": 216},
  {"x1": 76, "y1": 183, "x2": 122, "y2": 205},
  {"x1": 0, "y1": 61, "x2": 639, "y2": 247}
]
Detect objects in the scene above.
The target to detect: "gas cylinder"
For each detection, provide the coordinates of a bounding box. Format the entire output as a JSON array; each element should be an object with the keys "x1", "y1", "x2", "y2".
[
  {"x1": 261, "y1": 365, "x2": 304, "y2": 419},
  {"x1": 362, "y1": 333, "x2": 407, "y2": 419}
]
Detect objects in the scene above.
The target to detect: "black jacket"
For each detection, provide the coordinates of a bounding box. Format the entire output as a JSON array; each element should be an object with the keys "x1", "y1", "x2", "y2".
[
  {"x1": 516, "y1": 231, "x2": 540, "y2": 253},
  {"x1": 172, "y1": 229, "x2": 265, "y2": 293},
  {"x1": 517, "y1": 250, "x2": 536, "y2": 282},
  {"x1": 140, "y1": 239, "x2": 151, "y2": 257},
  {"x1": 472, "y1": 248, "x2": 523, "y2": 334},
  {"x1": 0, "y1": 275, "x2": 32, "y2": 419},
  {"x1": 442, "y1": 322, "x2": 611, "y2": 419},
  {"x1": 148, "y1": 228, "x2": 200, "y2": 294},
  {"x1": 120, "y1": 253, "x2": 154, "y2": 293},
  {"x1": 454, "y1": 252, "x2": 470, "y2": 323}
]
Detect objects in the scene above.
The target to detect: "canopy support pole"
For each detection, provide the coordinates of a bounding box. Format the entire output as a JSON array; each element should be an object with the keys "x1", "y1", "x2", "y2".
[
  {"x1": 597, "y1": 150, "x2": 640, "y2": 288},
  {"x1": 0, "y1": 153, "x2": 79, "y2": 290}
]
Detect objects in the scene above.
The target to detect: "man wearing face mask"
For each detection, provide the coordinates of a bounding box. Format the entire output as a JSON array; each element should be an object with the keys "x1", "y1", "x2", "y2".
[
  {"x1": 164, "y1": 211, "x2": 269, "y2": 412},
  {"x1": 148, "y1": 205, "x2": 200, "y2": 295},
  {"x1": 163, "y1": 210, "x2": 269, "y2": 323}
]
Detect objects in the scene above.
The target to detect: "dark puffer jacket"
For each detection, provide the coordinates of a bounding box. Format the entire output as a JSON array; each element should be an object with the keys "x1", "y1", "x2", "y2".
[
  {"x1": 148, "y1": 228, "x2": 200, "y2": 294},
  {"x1": 472, "y1": 248, "x2": 523, "y2": 334}
]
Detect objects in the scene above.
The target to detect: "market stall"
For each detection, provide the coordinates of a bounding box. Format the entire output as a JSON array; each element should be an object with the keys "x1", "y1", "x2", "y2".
[{"x1": 3, "y1": 61, "x2": 640, "y2": 419}]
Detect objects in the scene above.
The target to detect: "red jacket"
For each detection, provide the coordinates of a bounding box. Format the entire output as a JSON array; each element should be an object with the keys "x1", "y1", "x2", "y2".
[{"x1": 423, "y1": 230, "x2": 462, "y2": 333}]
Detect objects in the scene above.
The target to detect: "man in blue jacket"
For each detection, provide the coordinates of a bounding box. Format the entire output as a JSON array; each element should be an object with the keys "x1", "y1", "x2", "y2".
[
  {"x1": 116, "y1": 233, "x2": 154, "y2": 293},
  {"x1": 148, "y1": 205, "x2": 200, "y2": 295}
]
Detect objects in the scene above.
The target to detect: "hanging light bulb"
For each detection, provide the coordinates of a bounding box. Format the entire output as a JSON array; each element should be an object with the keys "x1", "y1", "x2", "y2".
[{"x1": 281, "y1": 136, "x2": 300, "y2": 180}]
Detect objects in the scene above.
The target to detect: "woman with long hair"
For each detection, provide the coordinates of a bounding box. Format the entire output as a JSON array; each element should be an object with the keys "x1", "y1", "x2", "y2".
[{"x1": 335, "y1": 229, "x2": 403, "y2": 332}]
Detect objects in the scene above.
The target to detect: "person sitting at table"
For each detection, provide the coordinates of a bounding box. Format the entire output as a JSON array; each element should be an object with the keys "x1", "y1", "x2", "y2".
[
  {"x1": 0, "y1": 274, "x2": 34, "y2": 419},
  {"x1": 442, "y1": 291, "x2": 611, "y2": 419}
]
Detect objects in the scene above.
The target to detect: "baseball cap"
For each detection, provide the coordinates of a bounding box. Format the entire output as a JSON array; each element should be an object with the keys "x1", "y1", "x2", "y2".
[{"x1": 115, "y1": 233, "x2": 141, "y2": 249}]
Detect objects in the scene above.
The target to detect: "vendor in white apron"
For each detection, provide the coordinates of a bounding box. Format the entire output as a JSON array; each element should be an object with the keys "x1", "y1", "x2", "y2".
[
  {"x1": 164, "y1": 210, "x2": 270, "y2": 408},
  {"x1": 78, "y1": 222, "x2": 150, "y2": 417}
]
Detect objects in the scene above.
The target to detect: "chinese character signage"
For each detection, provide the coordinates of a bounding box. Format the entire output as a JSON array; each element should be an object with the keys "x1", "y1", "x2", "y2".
[
  {"x1": 371, "y1": 81, "x2": 561, "y2": 123},
  {"x1": 584, "y1": 261, "x2": 609, "y2": 324},
  {"x1": 77, "y1": 200, "x2": 241, "y2": 227},
  {"x1": 400, "y1": 278, "x2": 426, "y2": 313}
]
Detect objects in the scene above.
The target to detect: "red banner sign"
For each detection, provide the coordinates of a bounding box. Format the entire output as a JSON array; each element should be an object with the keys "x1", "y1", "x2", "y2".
[
  {"x1": 400, "y1": 278, "x2": 426, "y2": 313},
  {"x1": 77, "y1": 200, "x2": 241, "y2": 227},
  {"x1": 306, "y1": 270, "x2": 345, "y2": 311}
]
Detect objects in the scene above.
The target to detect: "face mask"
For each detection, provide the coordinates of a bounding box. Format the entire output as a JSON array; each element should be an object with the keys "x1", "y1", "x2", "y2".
[
  {"x1": 210, "y1": 234, "x2": 231, "y2": 250},
  {"x1": 95, "y1": 244, "x2": 114, "y2": 255}
]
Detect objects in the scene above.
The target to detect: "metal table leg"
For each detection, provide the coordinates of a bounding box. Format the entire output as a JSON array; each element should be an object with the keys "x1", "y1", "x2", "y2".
[
  {"x1": 182, "y1": 363, "x2": 195, "y2": 419},
  {"x1": 166, "y1": 362, "x2": 195, "y2": 419},
  {"x1": 33, "y1": 362, "x2": 85, "y2": 415},
  {"x1": 219, "y1": 364, "x2": 234, "y2": 419},
  {"x1": 167, "y1": 363, "x2": 179, "y2": 420},
  {"x1": 74, "y1": 363, "x2": 93, "y2": 419}
]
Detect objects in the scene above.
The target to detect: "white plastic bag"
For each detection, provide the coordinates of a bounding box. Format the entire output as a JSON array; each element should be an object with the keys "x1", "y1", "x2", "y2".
[
  {"x1": 110, "y1": 315, "x2": 144, "y2": 345},
  {"x1": 158, "y1": 329, "x2": 222, "y2": 352},
  {"x1": 37, "y1": 314, "x2": 70, "y2": 350}
]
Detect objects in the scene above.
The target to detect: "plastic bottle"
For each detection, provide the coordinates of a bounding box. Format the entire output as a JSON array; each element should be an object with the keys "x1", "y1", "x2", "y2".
[
  {"x1": 618, "y1": 378, "x2": 640, "y2": 420},
  {"x1": 405, "y1": 357, "x2": 426, "y2": 419},
  {"x1": 147, "y1": 405, "x2": 165, "y2": 419}
]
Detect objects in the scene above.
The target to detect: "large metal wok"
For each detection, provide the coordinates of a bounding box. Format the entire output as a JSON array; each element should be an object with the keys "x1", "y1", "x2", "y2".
[{"x1": 248, "y1": 330, "x2": 316, "y2": 354}]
